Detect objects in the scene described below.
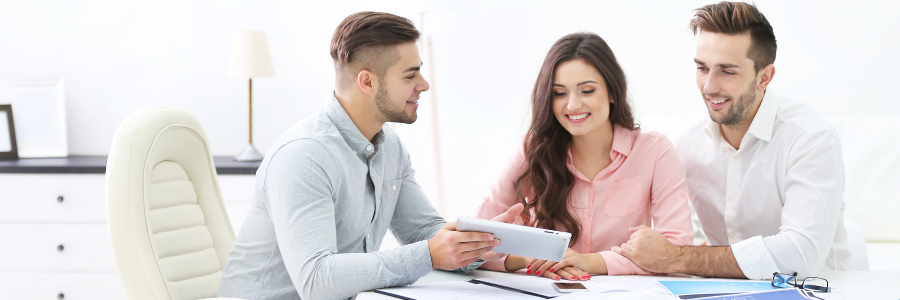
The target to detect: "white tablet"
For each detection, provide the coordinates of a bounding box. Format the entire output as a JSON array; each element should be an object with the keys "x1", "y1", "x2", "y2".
[{"x1": 457, "y1": 217, "x2": 571, "y2": 262}]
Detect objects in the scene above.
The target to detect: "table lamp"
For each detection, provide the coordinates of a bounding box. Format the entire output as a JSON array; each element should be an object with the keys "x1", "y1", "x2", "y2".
[{"x1": 228, "y1": 30, "x2": 274, "y2": 161}]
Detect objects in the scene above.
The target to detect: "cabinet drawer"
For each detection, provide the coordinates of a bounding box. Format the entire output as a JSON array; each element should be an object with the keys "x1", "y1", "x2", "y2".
[
  {"x1": 0, "y1": 174, "x2": 106, "y2": 222},
  {"x1": 0, "y1": 272, "x2": 125, "y2": 300},
  {"x1": 0, "y1": 224, "x2": 116, "y2": 271}
]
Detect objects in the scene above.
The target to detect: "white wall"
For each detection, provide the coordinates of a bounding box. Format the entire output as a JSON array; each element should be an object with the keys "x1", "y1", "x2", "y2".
[
  {"x1": 2, "y1": 0, "x2": 898, "y2": 240},
  {"x1": 0, "y1": 0, "x2": 422, "y2": 156}
]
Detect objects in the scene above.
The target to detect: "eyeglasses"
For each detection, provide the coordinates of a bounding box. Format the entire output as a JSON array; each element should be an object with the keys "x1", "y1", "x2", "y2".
[{"x1": 771, "y1": 272, "x2": 830, "y2": 293}]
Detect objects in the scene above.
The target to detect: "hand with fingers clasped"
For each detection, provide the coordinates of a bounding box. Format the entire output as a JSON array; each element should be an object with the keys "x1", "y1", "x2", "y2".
[
  {"x1": 526, "y1": 248, "x2": 594, "y2": 281},
  {"x1": 612, "y1": 225, "x2": 682, "y2": 274}
]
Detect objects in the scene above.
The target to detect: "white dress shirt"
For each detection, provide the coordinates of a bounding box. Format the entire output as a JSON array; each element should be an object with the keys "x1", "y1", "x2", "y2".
[{"x1": 673, "y1": 91, "x2": 851, "y2": 280}]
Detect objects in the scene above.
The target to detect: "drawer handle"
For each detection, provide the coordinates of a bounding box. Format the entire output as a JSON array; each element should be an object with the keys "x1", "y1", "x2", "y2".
[
  {"x1": 57, "y1": 245, "x2": 64, "y2": 252},
  {"x1": 58, "y1": 293, "x2": 64, "y2": 300},
  {"x1": 57, "y1": 196, "x2": 64, "y2": 203}
]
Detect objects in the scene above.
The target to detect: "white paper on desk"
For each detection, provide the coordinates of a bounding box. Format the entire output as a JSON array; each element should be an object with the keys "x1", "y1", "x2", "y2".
[
  {"x1": 587, "y1": 276, "x2": 675, "y2": 296},
  {"x1": 375, "y1": 281, "x2": 539, "y2": 300},
  {"x1": 556, "y1": 290, "x2": 675, "y2": 300},
  {"x1": 476, "y1": 275, "x2": 676, "y2": 298},
  {"x1": 475, "y1": 276, "x2": 566, "y2": 297}
]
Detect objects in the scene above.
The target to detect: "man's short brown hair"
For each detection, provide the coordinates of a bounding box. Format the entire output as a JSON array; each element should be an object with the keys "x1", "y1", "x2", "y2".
[
  {"x1": 330, "y1": 12, "x2": 420, "y2": 81},
  {"x1": 690, "y1": 1, "x2": 777, "y2": 72}
]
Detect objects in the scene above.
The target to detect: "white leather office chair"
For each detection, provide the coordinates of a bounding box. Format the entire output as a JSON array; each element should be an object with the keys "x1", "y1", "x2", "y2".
[
  {"x1": 843, "y1": 218, "x2": 870, "y2": 271},
  {"x1": 106, "y1": 107, "x2": 244, "y2": 300}
]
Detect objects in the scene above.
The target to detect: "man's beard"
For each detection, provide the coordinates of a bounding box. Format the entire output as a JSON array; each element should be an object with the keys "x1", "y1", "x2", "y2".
[
  {"x1": 375, "y1": 83, "x2": 416, "y2": 124},
  {"x1": 708, "y1": 79, "x2": 756, "y2": 129}
]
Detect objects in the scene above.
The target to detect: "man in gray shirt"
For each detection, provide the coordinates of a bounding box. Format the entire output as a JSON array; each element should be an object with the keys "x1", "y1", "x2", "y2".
[{"x1": 218, "y1": 12, "x2": 523, "y2": 299}]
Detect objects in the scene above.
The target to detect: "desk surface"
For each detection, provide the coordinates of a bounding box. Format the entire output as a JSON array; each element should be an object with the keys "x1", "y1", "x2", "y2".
[
  {"x1": 0, "y1": 155, "x2": 261, "y2": 174},
  {"x1": 357, "y1": 270, "x2": 900, "y2": 300}
]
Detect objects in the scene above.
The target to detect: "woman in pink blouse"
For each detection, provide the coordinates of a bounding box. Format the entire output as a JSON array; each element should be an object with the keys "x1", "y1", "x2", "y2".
[{"x1": 472, "y1": 32, "x2": 693, "y2": 281}]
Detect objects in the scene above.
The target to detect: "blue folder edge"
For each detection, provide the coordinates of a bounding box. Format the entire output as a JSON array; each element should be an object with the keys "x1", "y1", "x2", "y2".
[
  {"x1": 659, "y1": 280, "x2": 779, "y2": 299},
  {"x1": 690, "y1": 288, "x2": 825, "y2": 300}
]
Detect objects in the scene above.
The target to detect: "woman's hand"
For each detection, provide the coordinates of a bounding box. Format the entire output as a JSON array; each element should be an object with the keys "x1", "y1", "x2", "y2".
[
  {"x1": 545, "y1": 252, "x2": 601, "y2": 281},
  {"x1": 527, "y1": 248, "x2": 591, "y2": 281}
]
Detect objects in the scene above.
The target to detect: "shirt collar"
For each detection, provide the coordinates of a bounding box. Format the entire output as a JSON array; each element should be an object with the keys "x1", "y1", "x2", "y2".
[
  {"x1": 744, "y1": 91, "x2": 779, "y2": 142},
  {"x1": 704, "y1": 90, "x2": 780, "y2": 144},
  {"x1": 610, "y1": 124, "x2": 634, "y2": 157},
  {"x1": 325, "y1": 94, "x2": 384, "y2": 160},
  {"x1": 565, "y1": 124, "x2": 635, "y2": 179}
]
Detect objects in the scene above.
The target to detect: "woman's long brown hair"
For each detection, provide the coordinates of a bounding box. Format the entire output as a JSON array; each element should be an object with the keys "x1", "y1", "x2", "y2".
[{"x1": 515, "y1": 32, "x2": 637, "y2": 244}]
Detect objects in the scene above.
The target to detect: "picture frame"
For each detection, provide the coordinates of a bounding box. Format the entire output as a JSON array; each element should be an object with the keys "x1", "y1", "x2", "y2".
[
  {"x1": 4, "y1": 79, "x2": 68, "y2": 158},
  {"x1": 0, "y1": 104, "x2": 18, "y2": 160}
]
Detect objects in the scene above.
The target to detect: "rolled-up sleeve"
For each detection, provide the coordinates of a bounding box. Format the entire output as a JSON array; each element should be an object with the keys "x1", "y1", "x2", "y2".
[
  {"x1": 265, "y1": 140, "x2": 435, "y2": 300},
  {"x1": 732, "y1": 130, "x2": 844, "y2": 280}
]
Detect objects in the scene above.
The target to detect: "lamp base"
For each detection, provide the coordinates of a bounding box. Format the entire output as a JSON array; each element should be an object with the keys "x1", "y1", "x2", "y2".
[{"x1": 234, "y1": 143, "x2": 264, "y2": 161}]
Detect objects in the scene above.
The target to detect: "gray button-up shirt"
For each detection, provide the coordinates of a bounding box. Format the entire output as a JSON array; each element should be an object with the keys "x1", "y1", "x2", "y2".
[{"x1": 219, "y1": 96, "x2": 457, "y2": 299}]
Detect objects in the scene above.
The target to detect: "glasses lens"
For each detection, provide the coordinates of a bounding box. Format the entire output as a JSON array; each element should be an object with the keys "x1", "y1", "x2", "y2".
[
  {"x1": 772, "y1": 273, "x2": 796, "y2": 288},
  {"x1": 802, "y1": 277, "x2": 829, "y2": 292}
]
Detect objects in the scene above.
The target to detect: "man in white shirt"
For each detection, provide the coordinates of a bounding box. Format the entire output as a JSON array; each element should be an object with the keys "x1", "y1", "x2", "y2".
[{"x1": 612, "y1": 1, "x2": 850, "y2": 280}]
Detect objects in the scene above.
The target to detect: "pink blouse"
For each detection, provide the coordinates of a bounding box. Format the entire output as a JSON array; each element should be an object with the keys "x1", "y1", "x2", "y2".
[{"x1": 472, "y1": 125, "x2": 693, "y2": 275}]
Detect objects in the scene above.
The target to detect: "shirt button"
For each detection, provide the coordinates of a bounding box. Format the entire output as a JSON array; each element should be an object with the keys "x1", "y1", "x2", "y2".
[
  {"x1": 583, "y1": 240, "x2": 590, "y2": 246},
  {"x1": 366, "y1": 145, "x2": 373, "y2": 151},
  {"x1": 392, "y1": 185, "x2": 396, "y2": 191},
  {"x1": 586, "y1": 212, "x2": 593, "y2": 218},
  {"x1": 730, "y1": 156, "x2": 738, "y2": 161},
  {"x1": 729, "y1": 230, "x2": 737, "y2": 236},
  {"x1": 728, "y1": 193, "x2": 735, "y2": 199}
]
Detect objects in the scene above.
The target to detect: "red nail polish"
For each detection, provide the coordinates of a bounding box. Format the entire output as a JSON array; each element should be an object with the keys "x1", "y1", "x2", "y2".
[
  {"x1": 527, "y1": 264, "x2": 532, "y2": 269},
  {"x1": 526, "y1": 269, "x2": 532, "y2": 275},
  {"x1": 536, "y1": 270, "x2": 541, "y2": 276},
  {"x1": 572, "y1": 276, "x2": 576, "y2": 280},
  {"x1": 555, "y1": 276, "x2": 560, "y2": 280},
  {"x1": 549, "y1": 268, "x2": 554, "y2": 272}
]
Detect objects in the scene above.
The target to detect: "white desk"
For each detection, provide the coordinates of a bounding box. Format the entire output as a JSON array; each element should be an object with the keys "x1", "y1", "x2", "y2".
[{"x1": 356, "y1": 270, "x2": 900, "y2": 300}]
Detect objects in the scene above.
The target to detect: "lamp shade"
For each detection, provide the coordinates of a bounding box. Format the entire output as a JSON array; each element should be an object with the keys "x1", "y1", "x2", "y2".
[{"x1": 228, "y1": 30, "x2": 275, "y2": 78}]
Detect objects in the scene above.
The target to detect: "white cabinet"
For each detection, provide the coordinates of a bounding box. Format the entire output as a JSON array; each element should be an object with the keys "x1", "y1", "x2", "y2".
[
  {"x1": 1, "y1": 174, "x2": 107, "y2": 222},
  {"x1": 0, "y1": 273, "x2": 126, "y2": 300},
  {"x1": 0, "y1": 172, "x2": 256, "y2": 299},
  {"x1": 0, "y1": 174, "x2": 116, "y2": 300},
  {"x1": 0, "y1": 224, "x2": 116, "y2": 271}
]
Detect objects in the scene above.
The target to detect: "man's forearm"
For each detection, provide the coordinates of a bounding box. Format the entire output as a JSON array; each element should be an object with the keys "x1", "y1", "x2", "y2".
[
  {"x1": 674, "y1": 246, "x2": 747, "y2": 278},
  {"x1": 296, "y1": 241, "x2": 434, "y2": 299}
]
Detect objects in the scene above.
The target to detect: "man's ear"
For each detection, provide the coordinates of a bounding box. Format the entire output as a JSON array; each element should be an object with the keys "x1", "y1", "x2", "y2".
[
  {"x1": 357, "y1": 70, "x2": 377, "y2": 95},
  {"x1": 756, "y1": 64, "x2": 775, "y2": 91}
]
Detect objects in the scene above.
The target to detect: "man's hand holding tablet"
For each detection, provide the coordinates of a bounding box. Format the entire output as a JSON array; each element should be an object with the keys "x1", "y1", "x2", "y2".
[
  {"x1": 428, "y1": 203, "x2": 524, "y2": 270},
  {"x1": 456, "y1": 216, "x2": 572, "y2": 264}
]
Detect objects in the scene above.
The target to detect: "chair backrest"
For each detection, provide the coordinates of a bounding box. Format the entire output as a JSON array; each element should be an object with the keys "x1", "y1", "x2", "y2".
[
  {"x1": 843, "y1": 218, "x2": 870, "y2": 271},
  {"x1": 106, "y1": 106, "x2": 236, "y2": 300}
]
